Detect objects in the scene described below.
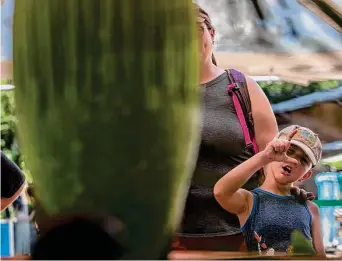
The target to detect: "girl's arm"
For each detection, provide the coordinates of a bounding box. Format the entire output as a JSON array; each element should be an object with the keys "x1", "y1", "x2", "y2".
[
  {"x1": 214, "y1": 137, "x2": 297, "y2": 215},
  {"x1": 307, "y1": 201, "x2": 326, "y2": 256},
  {"x1": 214, "y1": 153, "x2": 267, "y2": 215},
  {"x1": 213, "y1": 77, "x2": 278, "y2": 216},
  {"x1": 246, "y1": 77, "x2": 314, "y2": 201}
]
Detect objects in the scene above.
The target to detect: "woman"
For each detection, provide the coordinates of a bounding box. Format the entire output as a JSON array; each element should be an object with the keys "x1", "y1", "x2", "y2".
[{"x1": 173, "y1": 4, "x2": 313, "y2": 252}]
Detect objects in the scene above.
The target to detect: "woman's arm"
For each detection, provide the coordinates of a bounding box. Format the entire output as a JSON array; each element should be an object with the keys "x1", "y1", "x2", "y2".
[
  {"x1": 246, "y1": 76, "x2": 278, "y2": 150},
  {"x1": 1, "y1": 183, "x2": 26, "y2": 211},
  {"x1": 307, "y1": 201, "x2": 326, "y2": 256},
  {"x1": 1, "y1": 152, "x2": 26, "y2": 211}
]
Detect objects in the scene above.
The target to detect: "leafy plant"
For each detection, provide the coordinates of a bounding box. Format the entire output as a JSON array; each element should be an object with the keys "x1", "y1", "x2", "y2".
[
  {"x1": 289, "y1": 230, "x2": 316, "y2": 255},
  {"x1": 1, "y1": 91, "x2": 31, "y2": 181},
  {"x1": 259, "y1": 80, "x2": 340, "y2": 104}
]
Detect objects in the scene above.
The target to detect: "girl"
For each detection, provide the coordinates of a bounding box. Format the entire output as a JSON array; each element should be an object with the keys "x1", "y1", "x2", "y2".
[{"x1": 214, "y1": 125, "x2": 325, "y2": 256}]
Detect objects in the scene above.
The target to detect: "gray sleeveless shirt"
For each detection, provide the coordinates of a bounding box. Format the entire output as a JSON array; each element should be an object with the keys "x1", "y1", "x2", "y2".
[{"x1": 180, "y1": 71, "x2": 258, "y2": 236}]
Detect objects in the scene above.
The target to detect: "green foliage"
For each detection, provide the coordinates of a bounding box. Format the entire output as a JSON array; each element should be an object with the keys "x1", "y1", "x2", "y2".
[
  {"x1": 289, "y1": 230, "x2": 316, "y2": 255},
  {"x1": 1, "y1": 91, "x2": 31, "y2": 181},
  {"x1": 1, "y1": 79, "x2": 13, "y2": 85},
  {"x1": 259, "y1": 80, "x2": 340, "y2": 104},
  {"x1": 1, "y1": 91, "x2": 17, "y2": 157}
]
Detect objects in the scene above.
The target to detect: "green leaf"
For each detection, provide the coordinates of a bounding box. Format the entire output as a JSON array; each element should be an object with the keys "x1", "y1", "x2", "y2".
[{"x1": 290, "y1": 230, "x2": 316, "y2": 255}]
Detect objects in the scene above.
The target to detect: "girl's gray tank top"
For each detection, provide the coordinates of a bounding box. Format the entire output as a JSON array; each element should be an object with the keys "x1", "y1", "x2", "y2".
[{"x1": 180, "y1": 71, "x2": 258, "y2": 236}]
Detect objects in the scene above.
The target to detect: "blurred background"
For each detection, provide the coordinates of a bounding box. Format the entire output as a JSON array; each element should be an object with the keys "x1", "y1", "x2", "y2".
[{"x1": 1, "y1": 0, "x2": 342, "y2": 258}]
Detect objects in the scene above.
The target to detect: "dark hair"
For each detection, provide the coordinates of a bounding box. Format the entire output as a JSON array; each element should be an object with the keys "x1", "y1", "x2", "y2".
[
  {"x1": 258, "y1": 172, "x2": 266, "y2": 186},
  {"x1": 32, "y1": 218, "x2": 124, "y2": 260},
  {"x1": 27, "y1": 185, "x2": 35, "y2": 198},
  {"x1": 211, "y1": 53, "x2": 217, "y2": 66},
  {"x1": 13, "y1": 200, "x2": 23, "y2": 211},
  {"x1": 194, "y1": 3, "x2": 217, "y2": 66}
]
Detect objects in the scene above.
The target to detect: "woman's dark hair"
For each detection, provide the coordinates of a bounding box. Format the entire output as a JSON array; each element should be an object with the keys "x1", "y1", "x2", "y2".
[{"x1": 194, "y1": 3, "x2": 217, "y2": 66}]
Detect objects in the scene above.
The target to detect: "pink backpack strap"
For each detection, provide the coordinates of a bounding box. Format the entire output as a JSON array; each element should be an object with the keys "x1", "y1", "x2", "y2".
[
  {"x1": 226, "y1": 83, "x2": 253, "y2": 148},
  {"x1": 225, "y1": 69, "x2": 259, "y2": 154}
]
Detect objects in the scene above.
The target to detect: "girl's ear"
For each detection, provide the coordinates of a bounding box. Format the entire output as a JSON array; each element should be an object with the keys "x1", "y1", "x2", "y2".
[{"x1": 299, "y1": 170, "x2": 312, "y2": 182}]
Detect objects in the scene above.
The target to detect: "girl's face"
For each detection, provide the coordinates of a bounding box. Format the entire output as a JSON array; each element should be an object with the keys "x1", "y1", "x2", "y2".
[
  {"x1": 269, "y1": 145, "x2": 312, "y2": 185},
  {"x1": 197, "y1": 21, "x2": 215, "y2": 66}
]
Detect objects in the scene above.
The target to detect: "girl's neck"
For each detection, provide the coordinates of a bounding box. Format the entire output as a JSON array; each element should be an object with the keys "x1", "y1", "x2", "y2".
[
  {"x1": 200, "y1": 61, "x2": 225, "y2": 85},
  {"x1": 260, "y1": 175, "x2": 293, "y2": 196}
]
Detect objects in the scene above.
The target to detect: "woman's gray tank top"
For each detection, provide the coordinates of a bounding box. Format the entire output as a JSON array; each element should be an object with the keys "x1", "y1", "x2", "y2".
[{"x1": 180, "y1": 71, "x2": 258, "y2": 236}]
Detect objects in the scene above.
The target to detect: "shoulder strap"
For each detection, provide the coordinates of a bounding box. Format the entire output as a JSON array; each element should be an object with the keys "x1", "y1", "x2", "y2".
[
  {"x1": 226, "y1": 69, "x2": 264, "y2": 185},
  {"x1": 229, "y1": 69, "x2": 254, "y2": 132},
  {"x1": 225, "y1": 69, "x2": 258, "y2": 154}
]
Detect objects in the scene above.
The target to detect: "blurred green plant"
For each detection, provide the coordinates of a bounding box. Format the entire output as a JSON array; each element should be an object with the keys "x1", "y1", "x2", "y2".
[
  {"x1": 289, "y1": 230, "x2": 316, "y2": 255},
  {"x1": 1, "y1": 90, "x2": 31, "y2": 181},
  {"x1": 259, "y1": 80, "x2": 340, "y2": 104},
  {"x1": 1, "y1": 79, "x2": 14, "y2": 85}
]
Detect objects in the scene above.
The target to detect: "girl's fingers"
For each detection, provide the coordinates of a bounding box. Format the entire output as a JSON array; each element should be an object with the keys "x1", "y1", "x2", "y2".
[
  {"x1": 281, "y1": 141, "x2": 288, "y2": 152},
  {"x1": 270, "y1": 143, "x2": 278, "y2": 152},
  {"x1": 284, "y1": 155, "x2": 298, "y2": 165},
  {"x1": 274, "y1": 141, "x2": 284, "y2": 152},
  {"x1": 287, "y1": 129, "x2": 298, "y2": 141}
]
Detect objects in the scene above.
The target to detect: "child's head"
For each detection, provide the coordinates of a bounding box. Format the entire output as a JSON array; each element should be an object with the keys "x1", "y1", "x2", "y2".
[{"x1": 268, "y1": 125, "x2": 322, "y2": 185}]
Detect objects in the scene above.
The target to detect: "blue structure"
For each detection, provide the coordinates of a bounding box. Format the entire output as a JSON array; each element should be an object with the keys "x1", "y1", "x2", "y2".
[
  {"x1": 1, "y1": 0, "x2": 14, "y2": 61},
  {"x1": 0, "y1": 219, "x2": 14, "y2": 257},
  {"x1": 315, "y1": 172, "x2": 341, "y2": 247},
  {"x1": 322, "y1": 141, "x2": 342, "y2": 152},
  {"x1": 272, "y1": 86, "x2": 342, "y2": 114}
]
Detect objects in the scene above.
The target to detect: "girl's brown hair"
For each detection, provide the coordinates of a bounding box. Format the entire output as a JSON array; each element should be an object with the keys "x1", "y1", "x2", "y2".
[{"x1": 194, "y1": 3, "x2": 217, "y2": 66}]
